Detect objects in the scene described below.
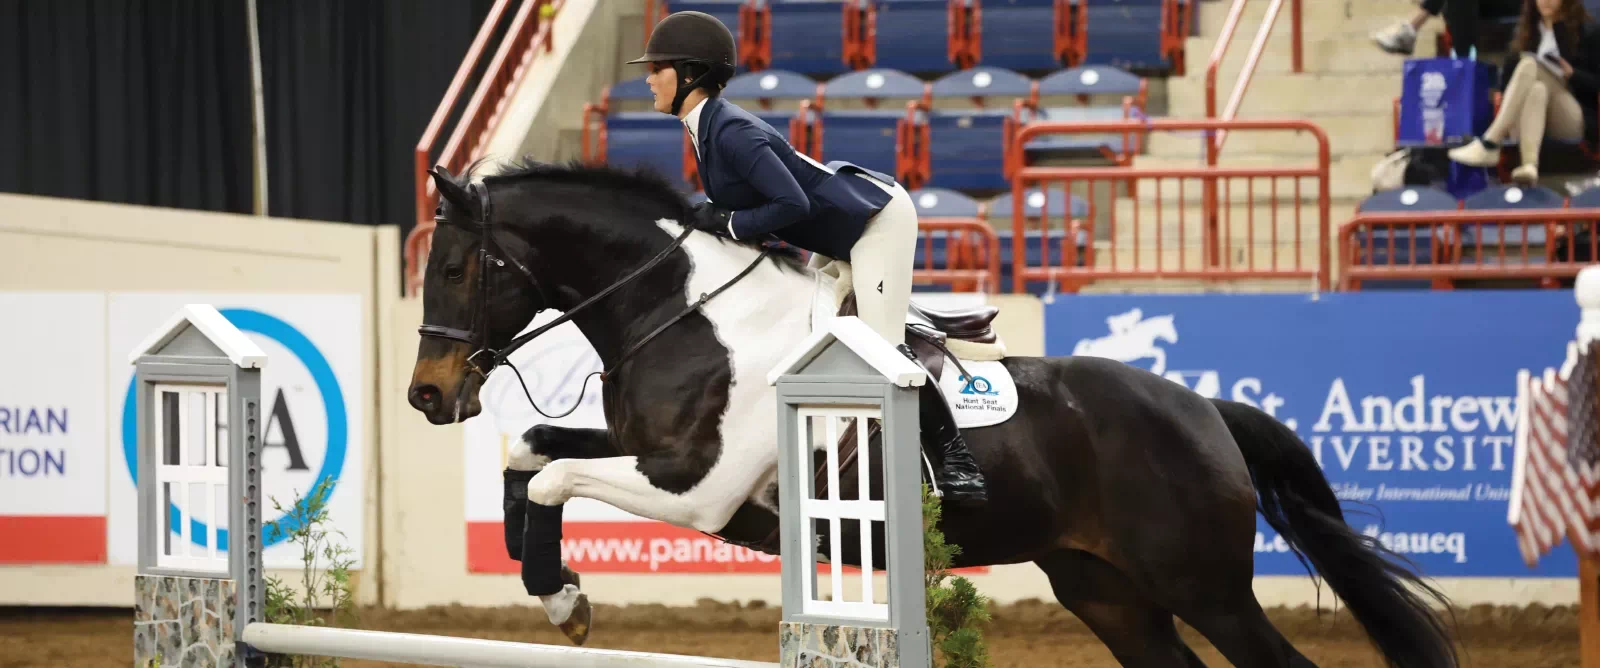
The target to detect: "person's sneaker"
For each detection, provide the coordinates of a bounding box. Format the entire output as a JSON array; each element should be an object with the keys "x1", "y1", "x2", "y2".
[
  {"x1": 1511, "y1": 163, "x2": 1539, "y2": 184},
  {"x1": 1372, "y1": 21, "x2": 1417, "y2": 55},
  {"x1": 1448, "y1": 138, "x2": 1501, "y2": 167}
]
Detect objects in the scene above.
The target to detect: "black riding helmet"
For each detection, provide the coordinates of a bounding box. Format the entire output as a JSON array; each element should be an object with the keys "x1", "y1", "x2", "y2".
[{"x1": 628, "y1": 11, "x2": 737, "y2": 115}]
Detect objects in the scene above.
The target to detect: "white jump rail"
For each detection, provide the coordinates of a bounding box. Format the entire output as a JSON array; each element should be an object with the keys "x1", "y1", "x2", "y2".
[
  {"x1": 242, "y1": 623, "x2": 778, "y2": 667},
  {"x1": 130, "y1": 304, "x2": 776, "y2": 668}
]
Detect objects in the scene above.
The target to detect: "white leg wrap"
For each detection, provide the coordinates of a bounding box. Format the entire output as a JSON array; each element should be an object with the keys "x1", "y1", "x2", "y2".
[{"x1": 508, "y1": 437, "x2": 549, "y2": 472}]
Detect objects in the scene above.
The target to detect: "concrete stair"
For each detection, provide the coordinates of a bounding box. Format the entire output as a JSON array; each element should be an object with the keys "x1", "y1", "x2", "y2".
[
  {"x1": 1104, "y1": 200, "x2": 1357, "y2": 241},
  {"x1": 1165, "y1": 71, "x2": 1402, "y2": 116},
  {"x1": 1120, "y1": 154, "x2": 1377, "y2": 201},
  {"x1": 1142, "y1": 114, "x2": 1392, "y2": 159}
]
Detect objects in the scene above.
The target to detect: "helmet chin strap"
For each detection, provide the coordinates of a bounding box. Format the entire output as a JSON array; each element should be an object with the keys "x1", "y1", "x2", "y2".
[{"x1": 670, "y1": 62, "x2": 715, "y2": 116}]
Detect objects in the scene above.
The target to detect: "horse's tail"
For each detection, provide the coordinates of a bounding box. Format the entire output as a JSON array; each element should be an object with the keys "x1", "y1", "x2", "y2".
[{"x1": 1210, "y1": 398, "x2": 1460, "y2": 668}]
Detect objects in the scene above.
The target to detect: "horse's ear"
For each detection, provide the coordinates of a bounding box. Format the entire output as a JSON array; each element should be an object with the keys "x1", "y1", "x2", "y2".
[{"x1": 430, "y1": 166, "x2": 473, "y2": 216}]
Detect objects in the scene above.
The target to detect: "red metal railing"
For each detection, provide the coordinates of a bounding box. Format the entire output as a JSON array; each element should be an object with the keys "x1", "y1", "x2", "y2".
[
  {"x1": 948, "y1": 0, "x2": 978, "y2": 69},
  {"x1": 1161, "y1": 0, "x2": 1196, "y2": 76},
  {"x1": 407, "y1": 0, "x2": 560, "y2": 296},
  {"x1": 1338, "y1": 209, "x2": 1597, "y2": 290},
  {"x1": 1056, "y1": 0, "x2": 1088, "y2": 66},
  {"x1": 1009, "y1": 118, "x2": 1331, "y2": 293},
  {"x1": 915, "y1": 218, "x2": 1003, "y2": 293},
  {"x1": 843, "y1": 0, "x2": 874, "y2": 69},
  {"x1": 1204, "y1": 0, "x2": 1302, "y2": 159},
  {"x1": 1000, "y1": 76, "x2": 1149, "y2": 181}
]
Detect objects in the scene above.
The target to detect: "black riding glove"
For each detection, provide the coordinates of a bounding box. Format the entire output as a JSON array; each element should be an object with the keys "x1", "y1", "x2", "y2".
[{"x1": 689, "y1": 201, "x2": 734, "y2": 237}]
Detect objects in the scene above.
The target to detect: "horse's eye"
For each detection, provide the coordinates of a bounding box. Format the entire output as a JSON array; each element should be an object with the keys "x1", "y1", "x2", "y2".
[{"x1": 444, "y1": 265, "x2": 464, "y2": 281}]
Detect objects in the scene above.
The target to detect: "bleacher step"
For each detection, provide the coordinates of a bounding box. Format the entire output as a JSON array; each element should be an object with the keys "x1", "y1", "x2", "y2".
[
  {"x1": 1142, "y1": 114, "x2": 1396, "y2": 159},
  {"x1": 1186, "y1": 29, "x2": 1441, "y2": 77},
  {"x1": 1165, "y1": 72, "x2": 1398, "y2": 116},
  {"x1": 1074, "y1": 244, "x2": 1331, "y2": 288},
  {"x1": 1101, "y1": 200, "x2": 1358, "y2": 235},
  {"x1": 1195, "y1": 0, "x2": 1428, "y2": 39},
  {"x1": 1116, "y1": 154, "x2": 1383, "y2": 202}
]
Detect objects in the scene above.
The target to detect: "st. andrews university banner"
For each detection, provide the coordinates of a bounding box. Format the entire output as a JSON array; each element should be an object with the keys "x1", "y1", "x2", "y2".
[{"x1": 1046, "y1": 289, "x2": 1579, "y2": 578}]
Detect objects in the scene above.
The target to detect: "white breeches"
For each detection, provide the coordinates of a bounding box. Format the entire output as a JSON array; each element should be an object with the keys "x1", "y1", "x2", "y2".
[{"x1": 808, "y1": 174, "x2": 918, "y2": 346}]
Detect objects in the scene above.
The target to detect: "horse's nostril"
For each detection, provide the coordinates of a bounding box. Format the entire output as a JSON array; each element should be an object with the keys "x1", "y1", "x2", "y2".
[{"x1": 409, "y1": 384, "x2": 442, "y2": 412}]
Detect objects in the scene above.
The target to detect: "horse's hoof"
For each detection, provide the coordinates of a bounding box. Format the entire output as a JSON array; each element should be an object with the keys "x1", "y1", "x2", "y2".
[{"x1": 559, "y1": 592, "x2": 592, "y2": 645}]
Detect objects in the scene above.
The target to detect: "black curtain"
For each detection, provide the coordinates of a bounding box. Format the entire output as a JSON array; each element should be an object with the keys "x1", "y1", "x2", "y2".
[
  {"x1": 255, "y1": 0, "x2": 497, "y2": 236},
  {"x1": 0, "y1": 0, "x2": 256, "y2": 214},
  {"x1": 0, "y1": 0, "x2": 496, "y2": 237}
]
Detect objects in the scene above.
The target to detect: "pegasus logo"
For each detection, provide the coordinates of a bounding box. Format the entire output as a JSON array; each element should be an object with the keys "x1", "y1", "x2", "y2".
[{"x1": 1070, "y1": 308, "x2": 1179, "y2": 375}]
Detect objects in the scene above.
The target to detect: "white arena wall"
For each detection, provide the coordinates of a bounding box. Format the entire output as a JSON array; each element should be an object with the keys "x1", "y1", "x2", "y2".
[{"x1": 0, "y1": 192, "x2": 1577, "y2": 612}]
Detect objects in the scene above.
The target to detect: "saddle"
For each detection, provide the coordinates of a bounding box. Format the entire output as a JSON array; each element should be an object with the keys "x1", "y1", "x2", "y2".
[{"x1": 836, "y1": 291, "x2": 998, "y2": 384}]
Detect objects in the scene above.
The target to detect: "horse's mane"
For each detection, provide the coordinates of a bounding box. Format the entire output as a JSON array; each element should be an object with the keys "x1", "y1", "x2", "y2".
[{"x1": 477, "y1": 156, "x2": 809, "y2": 273}]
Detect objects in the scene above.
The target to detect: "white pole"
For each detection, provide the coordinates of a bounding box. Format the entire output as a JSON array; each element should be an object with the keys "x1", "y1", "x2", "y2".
[
  {"x1": 242, "y1": 623, "x2": 778, "y2": 668},
  {"x1": 245, "y1": 0, "x2": 269, "y2": 216}
]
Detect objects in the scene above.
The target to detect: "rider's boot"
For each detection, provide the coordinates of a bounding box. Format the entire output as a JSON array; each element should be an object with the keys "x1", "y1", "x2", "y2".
[{"x1": 897, "y1": 344, "x2": 988, "y2": 507}]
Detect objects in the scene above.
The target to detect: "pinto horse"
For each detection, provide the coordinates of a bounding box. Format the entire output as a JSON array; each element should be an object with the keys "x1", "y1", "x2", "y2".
[{"x1": 406, "y1": 160, "x2": 1459, "y2": 668}]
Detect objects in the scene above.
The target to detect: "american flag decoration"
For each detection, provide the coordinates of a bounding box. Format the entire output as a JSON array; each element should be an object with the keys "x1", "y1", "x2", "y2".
[{"x1": 1509, "y1": 339, "x2": 1600, "y2": 567}]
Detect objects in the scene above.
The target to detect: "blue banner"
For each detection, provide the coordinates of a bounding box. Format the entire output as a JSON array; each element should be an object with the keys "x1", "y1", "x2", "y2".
[{"x1": 1045, "y1": 290, "x2": 1579, "y2": 577}]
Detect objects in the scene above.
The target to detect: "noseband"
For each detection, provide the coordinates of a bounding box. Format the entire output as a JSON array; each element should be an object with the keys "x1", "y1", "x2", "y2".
[{"x1": 417, "y1": 178, "x2": 769, "y2": 418}]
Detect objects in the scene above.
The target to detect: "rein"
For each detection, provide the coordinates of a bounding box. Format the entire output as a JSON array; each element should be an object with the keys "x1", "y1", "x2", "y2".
[{"x1": 418, "y1": 178, "x2": 771, "y2": 419}]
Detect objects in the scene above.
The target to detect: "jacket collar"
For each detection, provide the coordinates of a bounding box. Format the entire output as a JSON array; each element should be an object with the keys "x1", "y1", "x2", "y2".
[{"x1": 681, "y1": 96, "x2": 717, "y2": 155}]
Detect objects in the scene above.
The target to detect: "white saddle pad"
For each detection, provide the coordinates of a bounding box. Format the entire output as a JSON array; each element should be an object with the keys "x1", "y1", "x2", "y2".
[{"x1": 935, "y1": 359, "x2": 1019, "y2": 429}]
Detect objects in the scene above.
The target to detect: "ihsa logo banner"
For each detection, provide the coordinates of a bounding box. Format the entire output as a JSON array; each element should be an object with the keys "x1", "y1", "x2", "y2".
[
  {"x1": 1046, "y1": 290, "x2": 1578, "y2": 578},
  {"x1": 105, "y1": 293, "x2": 366, "y2": 569}
]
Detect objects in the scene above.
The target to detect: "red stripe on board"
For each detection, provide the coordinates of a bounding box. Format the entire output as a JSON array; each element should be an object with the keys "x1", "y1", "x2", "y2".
[
  {"x1": 467, "y1": 521, "x2": 987, "y2": 575},
  {"x1": 0, "y1": 516, "x2": 107, "y2": 564}
]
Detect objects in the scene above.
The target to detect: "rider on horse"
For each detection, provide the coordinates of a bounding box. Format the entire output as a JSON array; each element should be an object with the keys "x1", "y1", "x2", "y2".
[{"x1": 629, "y1": 10, "x2": 988, "y2": 505}]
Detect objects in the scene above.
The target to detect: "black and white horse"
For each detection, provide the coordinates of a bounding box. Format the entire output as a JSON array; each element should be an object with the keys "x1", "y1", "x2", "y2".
[{"x1": 406, "y1": 160, "x2": 1459, "y2": 667}]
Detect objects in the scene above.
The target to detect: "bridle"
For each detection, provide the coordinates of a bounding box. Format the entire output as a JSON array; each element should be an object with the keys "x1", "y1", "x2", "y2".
[{"x1": 417, "y1": 177, "x2": 770, "y2": 419}]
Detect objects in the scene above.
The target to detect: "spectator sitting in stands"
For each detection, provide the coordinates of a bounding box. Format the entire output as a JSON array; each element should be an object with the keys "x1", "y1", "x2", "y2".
[
  {"x1": 1373, "y1": 0, "x2": 1522, "y2": 57},
  {"x1": 1447, "y1": 0, "x2": 1600, "y2": 183}
]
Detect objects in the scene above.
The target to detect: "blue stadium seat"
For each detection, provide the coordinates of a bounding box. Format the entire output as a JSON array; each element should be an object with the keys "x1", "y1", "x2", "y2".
[
  {"x1": 911, "y1": 187, "x2": 986, "y2": 219},
  {"x1": 587, "y1": 76, "x2": 692, "y2": 191},
  {"x1": 928, "y1": 66, "x2": 1032, "y2": 107},
  {"x1": 766, "y1": 0, "x2": 851, "y2": 76},
  {"x1": 813, "y1": 69, "x2": 927, "y2": 179},
  {"x1": 1014, "y1": 186, "x2": 1089, "y2": 221},
  {"x1": 814, "y1": 112, "x2": 906, "y2": 177},
  {"x1": 723, "y1": 69, "x2": 818, "y2": 146},
  {"x1": 1460, "y1": 184, "x2": 1565, "y2": 249},
  {"x1": 1016, "y1": 66, "x2": 1146, "y2": 160},
  {"x1": 609, "y1": 75, "x2": 655, "y2": 104},
  {"x1": 868, "y1": 0, "x2": 955, "y2": 74},
  {"x1": 977, "y1": 0, "x2": 1062, "y2": 71},
  {"x1": 602, "y1": 115, "x2": 691, "y2": 191},
  {"x1": 1353, "y1": 186, "x2": 1458, "y2": 268},
  {"x1": 1083, "y1": 0, "x2": 1168, "y2": 71},
  {"x1": 821, "y1": 66, "x2": 928, "y2": 104},
  {"x1": 723, "y1": 68, "x2": 818, "y2": 103},
  {"x1": 919, "y1": 68, "x2": 1034, "y2": 191},
  {"x1": 1036, "y1": 64, "x2": 1144, "y2": 100}
]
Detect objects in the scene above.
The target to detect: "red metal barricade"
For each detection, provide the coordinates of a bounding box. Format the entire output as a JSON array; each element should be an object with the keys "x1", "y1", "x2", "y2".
[
  {"x1": 1055, "y1": 0, "x2": 1087, "y2": 67},
  {"x1": 1161, "y1": 0, "x2": 1196, "y2": 76},
  {"x1": 1009, "y1": 118, "x2": 1331, "y2": 293},
  {"x1": 407, "y1": 0, "x2": 561, "y2": 296},
  {"x1": 948, "y1": 0, "x2": 977, "y2": 69},
  {"x1": 1338, "y1": 209, "x2": 1598, "y2": 290},
  {"x1": 914, "y1": 218, "x2": 1003, "y2": 294}
]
